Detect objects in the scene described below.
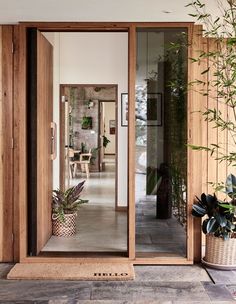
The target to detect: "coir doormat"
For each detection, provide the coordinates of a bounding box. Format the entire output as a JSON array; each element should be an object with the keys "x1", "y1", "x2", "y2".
[{"x1": 7, "y1": 263, "x2": 135, "y2": 281}]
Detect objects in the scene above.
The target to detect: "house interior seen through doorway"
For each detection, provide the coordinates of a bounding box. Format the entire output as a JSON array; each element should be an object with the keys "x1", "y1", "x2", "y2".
[
  {"x1": 25, "y1": 29, "x2": 189, "y2": 258},
  {"x1": 32, "y1": 32, "x2": 129, "y2": 254}
]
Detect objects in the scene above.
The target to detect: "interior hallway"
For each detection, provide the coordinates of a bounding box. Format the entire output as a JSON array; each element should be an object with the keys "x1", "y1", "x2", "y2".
[{"x1": 43, "y1": 161, "x2": 127, "y2": 252}]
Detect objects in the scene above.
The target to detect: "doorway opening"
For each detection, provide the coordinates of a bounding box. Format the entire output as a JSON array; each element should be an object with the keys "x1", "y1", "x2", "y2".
[
  {"x1": 22, "y1": 23, "x2": 194, "y2": 263},
  {"x1": 27, "y1": 30, "x2": 128, "y2": 256}
]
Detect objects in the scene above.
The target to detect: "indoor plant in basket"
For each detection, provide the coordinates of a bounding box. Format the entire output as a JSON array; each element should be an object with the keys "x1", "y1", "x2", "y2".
[
  {"x1": 192, "y1": 174, "x2": 236, "y2": 268},
  {"x1": 52, "y1": 181, "x2": 88, "y2": 237}
]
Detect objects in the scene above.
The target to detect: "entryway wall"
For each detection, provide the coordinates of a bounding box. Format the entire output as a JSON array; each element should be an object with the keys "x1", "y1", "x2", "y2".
[
  {"x1": 0, "y1": 22, "x2": 228, "y2": 263},
  {"x1": 43, "y1": 32, "x2": 128, "y2": 207}
]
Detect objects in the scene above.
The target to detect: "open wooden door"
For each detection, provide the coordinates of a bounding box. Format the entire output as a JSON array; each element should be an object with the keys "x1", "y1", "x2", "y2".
[
  {"x1": 0, "y1": 25, "x2": 14, "y2": 261},
  {"x1": 27, "y1": 29, "x2": 53, "y2": 256}
]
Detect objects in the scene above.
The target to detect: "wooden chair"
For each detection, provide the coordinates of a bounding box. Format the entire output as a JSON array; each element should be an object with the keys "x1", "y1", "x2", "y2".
[
  {"x1": 68, "y1": 148, "x2": 76, "y2": 179},
  {"x1": 73, "y1": 149, "x2": 92, "y2": 179}
]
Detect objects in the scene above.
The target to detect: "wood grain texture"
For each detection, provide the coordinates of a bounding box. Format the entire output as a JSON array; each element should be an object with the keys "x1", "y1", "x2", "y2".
[
  {"x1": 19, "y1": 22, "x2": 193, "y2": 32},
  {"x1": 0, "y1": 25, "x2": 14, "y2": 262},
  {"x1": 217, "y1": 40, "x2": 228, "y2": 200},
  {"x1": 19, "y1": 255, "x2": 192, "y2": 265},
  {"x1": 0, "y1": 25, "x2": 2, "y2": 262},
  {"x1": 36, "y1": 31, "x2": 53, "y2": 253},
  {"x1": 207, "y1": 38, "x2": 219, "y2": 194},
  {"x1": 188, "y1": 25, "x2": 207, "y2": 262},
  {"x1": 17, "y1": 24, "x2": 27, "y2": 262},
  {"x1": 13, "y1": 25, "x2": 20, "y2": 262}
]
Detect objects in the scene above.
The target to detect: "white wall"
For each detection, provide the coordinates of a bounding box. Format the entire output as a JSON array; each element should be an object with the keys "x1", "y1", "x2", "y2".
[
  {"x1": 44, "y1": 32, "x2": 128, "y2": 206},
  {"x1": 103, "y1": 102, "x2": 116, "y2": 155},
  {"x1": 0, "y1": 0, "x2": 220, "y2": 23}
]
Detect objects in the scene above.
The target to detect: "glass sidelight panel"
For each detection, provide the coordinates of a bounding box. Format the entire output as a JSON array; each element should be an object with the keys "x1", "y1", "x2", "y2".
[{"x1": 135, "y1": 28, "x2": 188, "y2": 257}]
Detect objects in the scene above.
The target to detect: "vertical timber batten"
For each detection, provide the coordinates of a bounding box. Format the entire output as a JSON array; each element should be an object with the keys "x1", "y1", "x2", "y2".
[
  {"x1": 0, "y1": 25, "x2": 2, "y2": 262},
  {"x1": 17, "y1": 25, "x2": 27, "y2": 261},
  {"x1": 188, "y1": 25, "x2": 208, "y2": 262},
  {"x1": 0, "y1": 25, "x2": 14, "y2": 262},
  {"x1": 13, "y1": 25, "x2": 20, "y2": 262}
]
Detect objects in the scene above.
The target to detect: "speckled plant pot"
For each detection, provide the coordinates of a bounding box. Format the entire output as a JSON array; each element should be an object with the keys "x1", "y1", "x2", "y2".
[{"x1": 52, "y1": 212, "x2": 77, "y2": 237}]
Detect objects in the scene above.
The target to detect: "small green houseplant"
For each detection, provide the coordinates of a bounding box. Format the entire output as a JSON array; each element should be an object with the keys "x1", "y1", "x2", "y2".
[
  {"x1": 102, "y1": 135, "x2": 110, "y2": 148},
  {"x1": 192, "y1": 174, "x2": 236, "y2": 267},
  {"x1": 52, "y1": 181, "x2": 88, "y2": 237},
  {"x1": 81, "y1": 116, "x2": 92, "y2": 129}
]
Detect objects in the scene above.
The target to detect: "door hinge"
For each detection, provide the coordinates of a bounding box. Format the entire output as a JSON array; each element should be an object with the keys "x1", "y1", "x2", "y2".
[
  {"x1": 11, "y1": 138, "x2": 14, "y2": 149},
  {"x1": 12, "y1": 233, "x2": 14, "y2": 242},
  {"x1": 12, "y1": 42, "x2": 14, "y2": 54}
]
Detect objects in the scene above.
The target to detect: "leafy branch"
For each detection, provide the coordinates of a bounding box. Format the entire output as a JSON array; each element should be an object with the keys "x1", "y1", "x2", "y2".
[{"x1": 187, "y1": 0, "x2": 236, "y2": 187}]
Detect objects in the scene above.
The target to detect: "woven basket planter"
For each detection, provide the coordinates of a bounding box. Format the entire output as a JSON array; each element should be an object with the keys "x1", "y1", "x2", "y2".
[
  {"x1": 52, "y1": 212, "x2": 77, "y2": 237},
  {"x1": 205, "y1": 234, "x2": 236, "y2": 266}
]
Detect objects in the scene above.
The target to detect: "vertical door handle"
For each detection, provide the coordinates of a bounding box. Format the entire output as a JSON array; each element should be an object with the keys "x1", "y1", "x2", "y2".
[{"x1": 51, "y1": 122, "x2": 57, "y2": 160}]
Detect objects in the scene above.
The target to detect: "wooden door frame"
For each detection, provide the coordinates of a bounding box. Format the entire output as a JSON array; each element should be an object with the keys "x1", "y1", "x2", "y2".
[
  {"x1": 59, "y1": 84, "x2": 119, "y2": 211},
  {"x1": 14, "y1": 21, "x2": 199, "y2": 264},
  {"x1": 0, "y1": 25, "x2": 14, "y2": 262}
]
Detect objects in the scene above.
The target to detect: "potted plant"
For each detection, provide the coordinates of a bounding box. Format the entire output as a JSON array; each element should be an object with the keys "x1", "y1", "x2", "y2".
[
  {"x1": 52, "y1": 181, "x2": 88, "y2": 237},
  {"x1": 81, "y1": 116, "x2": 92, "y2": 129},
  {"x1": 192, "y1": 174, "x2": 236, "y2": 268},
  {"x1": 102, "y1": 135, "x2": 110, "y2": 148}
]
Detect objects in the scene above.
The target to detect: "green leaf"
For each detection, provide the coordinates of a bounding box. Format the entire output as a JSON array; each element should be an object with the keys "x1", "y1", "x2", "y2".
[
  {"x1": 206, "y1": 217, "x2": 220, "y2": 233},
  {"x1": 214, "y1": 17, "x2": 220, "y2": 24},
  {"x1": 226, "y1": 174, "x2": 236, "y2": 198},
  {"x1": 201, "y1": 67, "x2": 210, "y2": 74},
  {"x1": 187, "y1": 144, "x2": 211, "y2": 151},
  {"x1": 202, "y1": 219, "x2": 209, "y2": 234},
  {"x1": 189, "y1": 57, "x2": 198, "y2": 63},
  {"x1": 192, "y1": 204, "x2": 207, "y2": 217},
  {"x1": 215, "y1": 214, "x2": 227, "y2": 227}
]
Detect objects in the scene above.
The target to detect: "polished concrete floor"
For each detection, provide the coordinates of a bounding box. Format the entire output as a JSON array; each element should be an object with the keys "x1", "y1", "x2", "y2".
[
  {"x1": 1, "y1": 263, "x2": 236, "y2": 303},
  {"x1": 44, "y1": 163, "x2": 186, "y2": 256},
  {"x1": 43, "y1": 162, "x2": 127, "y2": 252}
]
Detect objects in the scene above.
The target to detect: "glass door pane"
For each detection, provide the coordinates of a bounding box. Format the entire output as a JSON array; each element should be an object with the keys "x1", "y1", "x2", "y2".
[{"x1": 135, "y1": 28, "x2": 188, "y2": 257}]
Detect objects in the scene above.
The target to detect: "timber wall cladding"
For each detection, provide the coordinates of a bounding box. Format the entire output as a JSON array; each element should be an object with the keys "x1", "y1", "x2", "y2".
[
  {"x1": 191, "y1": 28, "x2": 230, "y2": 194},
  {"x1": 190, "y1": 26, "x2": 232, "y2": 258},
  {"x1": 0, "y1": 26, "x2": 13, "y2": 262}
]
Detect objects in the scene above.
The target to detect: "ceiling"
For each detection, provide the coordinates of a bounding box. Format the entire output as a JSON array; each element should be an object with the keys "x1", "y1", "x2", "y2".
[{"x1": 0, "y1": 0, "x2": 219, "y2": 24}]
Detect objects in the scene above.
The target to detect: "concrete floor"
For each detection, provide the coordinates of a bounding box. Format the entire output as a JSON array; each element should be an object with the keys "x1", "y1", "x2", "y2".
[
  {"x1": 44, "y1": 163, "x2": 186, "y2": 256},
  {"x1": 0, "y1": 263, "x2": 236, "y2": 303},
  {"x1": 43, "y1": 162, "x2": 127, "y2": 252}
]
